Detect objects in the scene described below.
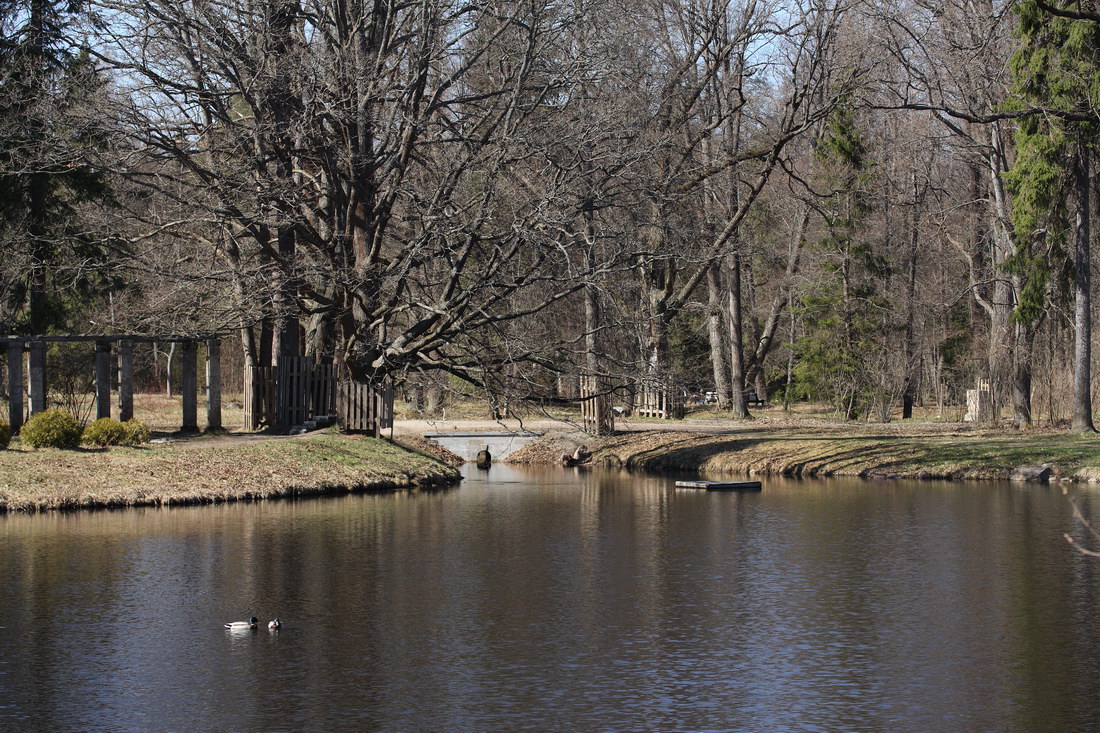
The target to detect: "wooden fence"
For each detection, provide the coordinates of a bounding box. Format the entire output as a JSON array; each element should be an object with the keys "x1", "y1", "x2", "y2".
[
  {"x1": 579, "y1": 375, "x2": 614, "y2": 435},
  {"x1": 635, "y1": 380, "x2": 685, "y2": 420},
  {"x1": 244, "y1": 360, "x2": 341, "y2": 430},
  {"x1": 337, "y1": 381, "x2": 394, "y2": 436},
  {"x1": 276, "y1": 356, "x2": 310, "y2": 427},
  {"x1": 311, "y1": 363, "x2": 337, "y2": 417},
  {"x1": 244, "y1": 365, "x2": 276, "y2": 430}
]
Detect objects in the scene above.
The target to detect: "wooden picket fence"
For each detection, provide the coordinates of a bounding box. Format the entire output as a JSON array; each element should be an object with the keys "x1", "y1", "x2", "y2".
[
  {"x1": 635, "y1": 379, "x2": 685, "y2": 420},
  {"x1": 579, "y1": 375, "x2": 614, "y2": 435},
  {"x1": 337, "y1": 381, "x2": 394, "y2": 436}
]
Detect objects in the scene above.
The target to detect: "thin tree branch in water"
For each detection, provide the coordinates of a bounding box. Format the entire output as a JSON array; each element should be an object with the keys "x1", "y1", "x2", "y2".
[{"x1": 1065, "y1": 496, "x2": 1100, "y2": 557}]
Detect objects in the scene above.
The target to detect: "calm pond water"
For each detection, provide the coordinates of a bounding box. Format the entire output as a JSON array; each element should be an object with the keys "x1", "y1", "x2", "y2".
[{"x1": 2, "y1": 466, "x2": 1100, "y2": 731}]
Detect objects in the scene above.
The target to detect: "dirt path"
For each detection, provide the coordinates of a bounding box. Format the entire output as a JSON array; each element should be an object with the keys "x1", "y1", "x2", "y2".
[
  {"x1": 156, "y1": 412, "x2": 1035, "y2": 453},
  {"x1": 390, "y1": 414, "x2": 1028, "y2": 438}
]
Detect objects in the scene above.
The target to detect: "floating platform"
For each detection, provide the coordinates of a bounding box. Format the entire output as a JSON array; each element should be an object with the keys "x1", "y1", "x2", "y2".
[{"x1": 675, "y1": 480, "x2": 762, "y2": 491}]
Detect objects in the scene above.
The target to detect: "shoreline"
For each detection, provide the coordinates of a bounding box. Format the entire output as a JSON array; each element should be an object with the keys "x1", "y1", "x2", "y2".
[
  {"x1": 0, "y1": 431, "x2": 462, "y2": 513},
  {"x1": 505, "y1": 422, "x2": 1100, "y2": 483},
  {"x1": 7, "y1": 415, "x2": 1100, "y2": 514}
]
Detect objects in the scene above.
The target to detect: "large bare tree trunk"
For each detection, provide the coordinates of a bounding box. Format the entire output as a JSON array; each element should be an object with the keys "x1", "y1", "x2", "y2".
[
  {"x1": 985, "y1": 126, "x2": 1018, "y2": 417},
  {"x1": 745, "y1": 206, "x2": 807, "y2": 390},
  {"x1": 1072, "y1": 140, "x2": 1094, "y2": 433},
  {"x1": 271, "y1": 227, "x2": 300, "y2": 361},
  {"x1": 305, "y1": 309, "x2": 334, "y2": 363},
  {"x1": 644, "y1": 253, "x2": 674, "y2": 378},
  {"x1": 728, "y1": 252, "x2": 748, "y2": 419},
  {"x1": 583, "y1": 211, "x2": 601, "y2": 377},
  {"x1": 706, "y1": 263, "x2": 731, "y2": 407},
  {"x1": 258, "y1": 319, "x2": 273, "y2": 368},
  {"x1": 25, "y1": 0, "x2": 50, "y2": 335},
  {"x1": 1014, "y1": 322, "x2": 1034, "y2": 429},
  {"x1": 902, "y1": 211, "x2": 920, "y2": 419},
  {"x1": 584, "y1": 283, "x2": 600, "y2": 375}
]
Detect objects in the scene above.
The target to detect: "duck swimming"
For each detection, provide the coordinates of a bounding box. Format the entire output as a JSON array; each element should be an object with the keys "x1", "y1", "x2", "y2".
[
  {"x1": 225, "y1": 616, "x2": 257, "y2": 630},
  {"x1": 268, "y1": 618, "x2": 281, "y2": 630}
]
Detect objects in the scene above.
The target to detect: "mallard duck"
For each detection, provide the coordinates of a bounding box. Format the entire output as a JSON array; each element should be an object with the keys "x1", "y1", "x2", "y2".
[
  {"x1": 268, "y1": 618, "x2": 282, "y2": 630},
  {"x1": 225, "y1": 616, "x2": 257, "y2": 630}
]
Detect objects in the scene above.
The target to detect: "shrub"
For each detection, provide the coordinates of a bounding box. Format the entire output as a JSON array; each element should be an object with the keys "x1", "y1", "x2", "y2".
[
  {"x1": 0, "y1": 421, "x2": 10, "y2": 449},
  {"x1": 121, "y1": 419, "x2": 152, "y2": 446},
  {"x1": 82, "y1": 417, "x2": 151, "y2": 447},
  {"x1": 21, "y1": 409, "x2": 84, "y2": 449},
  {"x1": 82, "y1": 418, "x2": 128, "y2": 447}
]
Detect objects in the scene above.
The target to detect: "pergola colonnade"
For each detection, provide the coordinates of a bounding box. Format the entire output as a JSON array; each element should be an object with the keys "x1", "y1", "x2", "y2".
[{"x1": 1, "y1": 334, "x2": 223, "y2": 434}]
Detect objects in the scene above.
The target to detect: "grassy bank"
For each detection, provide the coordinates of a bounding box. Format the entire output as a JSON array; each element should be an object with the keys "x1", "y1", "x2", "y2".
[
  {"x1": 515, "y1": 423, "x2": 1100, "y2": 482},
  {"x1": 0, "y1": 432, "x2": 461, "y2": 512}
]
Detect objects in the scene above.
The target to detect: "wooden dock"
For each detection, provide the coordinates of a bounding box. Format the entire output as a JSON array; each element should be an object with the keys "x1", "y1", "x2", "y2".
[{"x1": 674, "y1": 480, "x2": 762, "y2": 491}]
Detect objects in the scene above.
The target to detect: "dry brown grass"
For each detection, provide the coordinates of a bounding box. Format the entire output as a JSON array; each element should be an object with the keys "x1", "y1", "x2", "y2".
[
  {"x1": 0, "y1": 431, "x2": 460, "y2": 512},
  {"x1": 0, "y1": 392, "x2": 248, "y2": 433},
  {"x1": 393, "y1": 434, "x2": 465, "y2": 467},
  {"x1": 129, "y1": 392, "x2": 248, "y2": 432}
]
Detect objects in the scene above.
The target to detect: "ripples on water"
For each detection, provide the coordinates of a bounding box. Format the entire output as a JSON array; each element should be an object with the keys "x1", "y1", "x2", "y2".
[{"x1": 2, "y1": 466, "x2": 1100, "y2": 731}]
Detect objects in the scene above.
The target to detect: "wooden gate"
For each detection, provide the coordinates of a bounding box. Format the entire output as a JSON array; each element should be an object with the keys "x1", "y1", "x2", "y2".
[
  {"x1": 580, "y1": 375, "x2": 614, "y2": 435},
  {"x1": 310, "y1": 363, "x2": 337, "y2": 417},
  {"x1": 244, "y1": 365, "x2": 276, "y2": 430},
  {"x1": 276, "y1": 356, "x2": 310, "y2": 426},
  {"x1": 337, "y1": 381, "x2": 394, "y2": 436},
  {"x1": 636, "y1": 379, "x2": 685, "y2": 419},
  {"x1": 245, "y1": 360, "x2": 338, "y2": 430}
]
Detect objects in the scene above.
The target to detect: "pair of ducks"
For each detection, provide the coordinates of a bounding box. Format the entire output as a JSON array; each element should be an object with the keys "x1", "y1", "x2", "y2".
[{"x1": 225, "y1": 616, "x2": 281, "y2": 630}]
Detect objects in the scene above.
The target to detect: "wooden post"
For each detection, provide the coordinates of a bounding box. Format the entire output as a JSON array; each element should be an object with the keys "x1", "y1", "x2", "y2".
[
  {"x1": 181, "y1": 340, "x2": 198, "y2": 431},
  {"x1": 27, "y1": 341, "x2": 46, "y2": 415},
  {"x1": 206, "y1": 338, "x2": 222, "y2": 431},
  {"x1": 118, "y1": 339, "x2": 134, "y2": 421},
  {"x1": 95, "y1": 340, "x2": 112, "y2": 420},
  {"x1": 7, "y1": 339, "x2": 23, "y2": 432}
]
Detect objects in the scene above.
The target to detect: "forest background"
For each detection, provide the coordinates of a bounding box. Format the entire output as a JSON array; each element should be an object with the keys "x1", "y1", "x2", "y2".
[{"x1": 3, "y1": 0, "x2": 1099, "y2": 432}]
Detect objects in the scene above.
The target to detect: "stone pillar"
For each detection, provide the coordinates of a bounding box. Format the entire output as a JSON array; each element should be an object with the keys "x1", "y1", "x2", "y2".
[
  {"x1": 117, "y1": 340, "x2": 134, "y2": 422},
  {"x1": 7, "y1": 339, "x2": 23, "y2": 432},
  {"x1": 206, "y1": 338, "x2": 222, "y2": 431},
  {"x1": 181, "y1": 340, "x2": 198, "y2": 432},
  {"x1": 27, "y1": 341, "x2": 46, "y2": 415},
  {"x1": 95, "y1": 340, "x2": 112, "y2": 420}
]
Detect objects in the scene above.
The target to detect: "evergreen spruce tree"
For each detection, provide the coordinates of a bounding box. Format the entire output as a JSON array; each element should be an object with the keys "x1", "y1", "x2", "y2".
[
  {"x1": 0, "y1": 0, "x2": 116, "y2": 334},
  {"x1": 1005, "y1": 0, "x2": 1100, "y2": 433},
  {"x1": 792, "y1": 106, "x2": 893, "y2": 421}
]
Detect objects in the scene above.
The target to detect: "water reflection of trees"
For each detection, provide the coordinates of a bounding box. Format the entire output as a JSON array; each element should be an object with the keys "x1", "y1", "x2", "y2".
[{"x1": 4, "y1": 478, "x2": 1100, "y2": 728}]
